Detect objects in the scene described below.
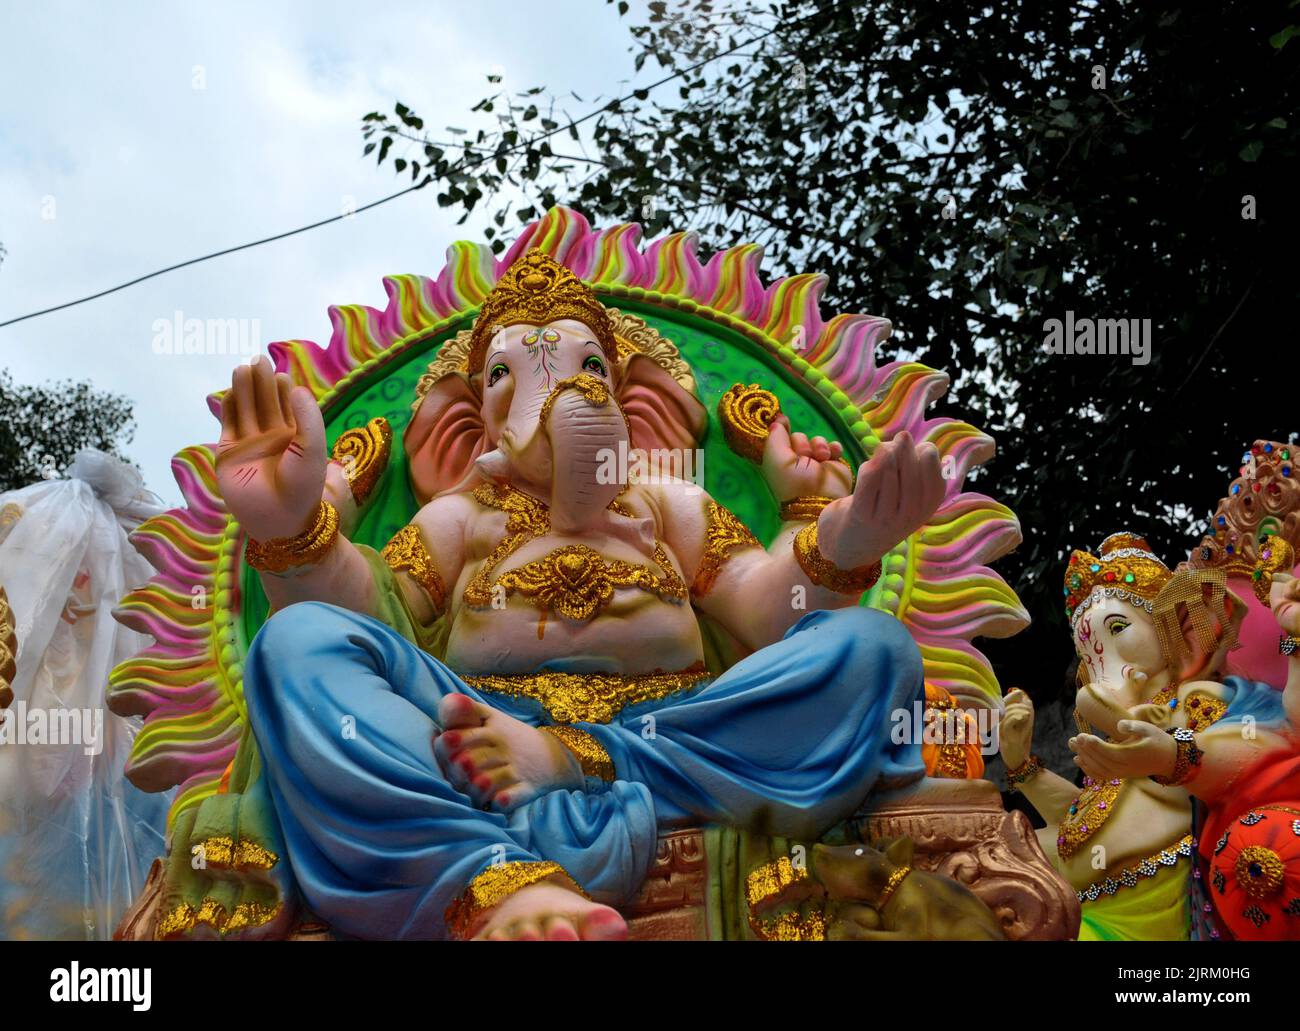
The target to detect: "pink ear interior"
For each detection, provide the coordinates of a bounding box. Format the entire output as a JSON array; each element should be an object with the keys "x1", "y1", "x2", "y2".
[
  {"x1": 403, "y1": 373, "x2": 486, "y2": 505},
  {"x1": 618, "y1": 354, "x2": 707, "y2": 453}
]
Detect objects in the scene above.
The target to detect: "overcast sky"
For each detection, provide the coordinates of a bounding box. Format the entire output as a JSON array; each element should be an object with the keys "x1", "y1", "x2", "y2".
[{"x1": 0, "y1": 1, "x2": 639, "y2": 505}]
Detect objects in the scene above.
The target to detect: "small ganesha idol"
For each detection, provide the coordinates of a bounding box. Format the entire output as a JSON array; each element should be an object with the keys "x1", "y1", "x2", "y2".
[
  {"x1": 1001, "y1": 533, "x2": 1251, "y2": 940},
  {"x1": 1065, "y1": 533, "x2": 1300, "y2": 941}
]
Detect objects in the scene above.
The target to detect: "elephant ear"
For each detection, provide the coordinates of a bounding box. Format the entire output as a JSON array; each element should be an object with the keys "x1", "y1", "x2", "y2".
[
  {"x1": 403, "y1": 371, "x2": 486, "y2": 505},
  {"x1": 616, "y1": 352, "x2": 707, "y2": 453}
]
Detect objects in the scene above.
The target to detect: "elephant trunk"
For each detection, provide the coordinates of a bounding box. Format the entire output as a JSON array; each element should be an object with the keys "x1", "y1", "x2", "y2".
[{"x1": 476, "y1": 374, "x2": 629, "y2": 534}]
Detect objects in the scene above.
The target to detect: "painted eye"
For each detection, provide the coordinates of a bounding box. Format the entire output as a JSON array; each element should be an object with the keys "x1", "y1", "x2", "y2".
[
  {"x1": 583, "y1": 355, "x2": 607, "y2": 376},
  {"x1": 1106, "y1": 618, "x2": 1129, "y2": 636},
  {"x1": 488, "y1": 362, "x2": 510, "y2": 386}
]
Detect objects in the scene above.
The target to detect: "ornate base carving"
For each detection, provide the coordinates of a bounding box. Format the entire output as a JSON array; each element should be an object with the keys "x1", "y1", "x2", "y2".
[
  {"x1": 847, "y1": 778, "x2": 1080, "y2": 941},
  {"x1": 116, "y1": 780, "x2": 1078, "y2": 941}
]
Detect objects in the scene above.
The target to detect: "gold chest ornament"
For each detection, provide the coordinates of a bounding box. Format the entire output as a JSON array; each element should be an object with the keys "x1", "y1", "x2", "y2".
[
  {"x1": 463, "y1": 482, "x2": 686, "y2": 620},
  {"x1": 1056, "y1": 776, "x2": 1124, "y2": 861}
]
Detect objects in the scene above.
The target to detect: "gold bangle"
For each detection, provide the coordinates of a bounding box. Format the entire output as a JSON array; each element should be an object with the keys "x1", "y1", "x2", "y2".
[
  {"x1": 244, "y1": 501, "x2": 340, "y2": 574},
  {"x1": 877, "y1": 865, "x2": 912, "y2": 908},
  {"x1": 539, "y1": 725, "x2": 615, "y2": 782},
  {"x1": 792, "y1": 522, "x2": 882, "y2": 594},
  {"x1": 779, "y1": 495, "x2": 835, "y2": 522},
  {"x1": 444, "y1": 860, "x2": 585, "y2": 940}
]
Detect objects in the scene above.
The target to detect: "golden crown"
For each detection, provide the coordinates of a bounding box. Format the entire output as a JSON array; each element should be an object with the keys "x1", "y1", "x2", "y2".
[
  {"x1": 1064, "y1": 531, "x2": 1173, "y2": 627},
  {"x1": 464, "y1": 250, "x2": 619, "y2": 374}
]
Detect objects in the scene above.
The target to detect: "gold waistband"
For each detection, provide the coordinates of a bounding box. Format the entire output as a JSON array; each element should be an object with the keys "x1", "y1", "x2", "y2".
[{"x1": 461, "y1": 663, "x2": 710, "y2": 724}]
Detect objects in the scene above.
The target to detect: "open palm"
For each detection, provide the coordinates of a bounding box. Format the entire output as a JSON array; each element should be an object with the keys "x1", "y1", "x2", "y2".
[{"x1": 215, "y1": 357, "x2": 326, "y2": 541}]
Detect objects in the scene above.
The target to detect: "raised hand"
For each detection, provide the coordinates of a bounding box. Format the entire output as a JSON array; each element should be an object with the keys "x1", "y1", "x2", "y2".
[
  {"x1": 817, "y1": 430, "x2": 945, "y2": 570},
  {"x1": 215, "y1": 356, "x2": 327, "y2": 542},
  {"x1": 762, "y1": 415, "x2": 854, "y2": 503},
  {"x1": 999, "y1": 688, "x2": 1036, "y2": 769}
]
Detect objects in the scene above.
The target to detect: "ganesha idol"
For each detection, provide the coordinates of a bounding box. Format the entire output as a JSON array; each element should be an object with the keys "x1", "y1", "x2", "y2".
[
  {"x1": 1003, "y1": 531, "x2": 1300, "y2": 941},
  {"x1": 215, "y1": 249, "x2": 959, "y2": 941},
  {"x1": 110, "y1": 209, "x2": 1070, "y2": 942}
]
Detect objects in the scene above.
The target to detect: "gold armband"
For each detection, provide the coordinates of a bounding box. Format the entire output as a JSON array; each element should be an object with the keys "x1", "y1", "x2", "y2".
[
  {"x1": 540, "y1": 725, "x2": 615, "y2": 782},
  {"x1": 779, "y1": 495, "x2": 835, "y2": 522},
  {"x1": 444, "y1": 860, "x2": 586, "y2": 940},
  {"x1": 691, "y1": 501, "x2": 762, "y2": 597},
  {"x1": 381, "y1": 524, "x2": 447, "y2": 612},
  {"x1": 792, "y1": 522, "x2": 882, "y2": 594},
  {"x1": 245, "y1": 501, "x2": 340, "y2": 574}
]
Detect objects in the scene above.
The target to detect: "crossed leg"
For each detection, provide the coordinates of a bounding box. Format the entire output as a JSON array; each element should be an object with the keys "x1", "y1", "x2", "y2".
[{"x1": 243, "y1": 602, "x2": 658, "y2": 939}]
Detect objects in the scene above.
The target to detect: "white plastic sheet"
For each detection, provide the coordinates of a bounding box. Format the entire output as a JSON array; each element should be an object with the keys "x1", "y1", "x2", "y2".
[{"x1": 0, "y1": 449, "x2": 172, "y2": 939}]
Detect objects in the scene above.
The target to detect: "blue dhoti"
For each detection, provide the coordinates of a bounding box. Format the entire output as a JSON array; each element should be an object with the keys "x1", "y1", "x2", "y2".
[{"x1": 243, "y1": 602, "x2": 924, "y2": 939}]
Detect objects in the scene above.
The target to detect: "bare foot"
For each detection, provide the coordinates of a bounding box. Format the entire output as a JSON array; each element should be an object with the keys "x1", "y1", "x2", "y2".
[
  {"x1": 434, "y1": 694, "x2": 582, "y2": 810},
  {"x1": 470, "y1": 881, "x2": 628, "y2": 941}
]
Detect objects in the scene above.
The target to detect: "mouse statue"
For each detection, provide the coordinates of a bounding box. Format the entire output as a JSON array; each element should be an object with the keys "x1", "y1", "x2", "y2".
[{"x1": 741, "y1": 836, "x2": 1006, "y2": 941}]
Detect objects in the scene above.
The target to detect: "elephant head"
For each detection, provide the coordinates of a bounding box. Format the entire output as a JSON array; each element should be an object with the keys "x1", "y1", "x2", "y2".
[
  {"x1": 404, "y1": 251, "x2": 707, "y2": 533},
  {"x1": 1065, "y1": 532, "x2": 1245, "y2": 736}
]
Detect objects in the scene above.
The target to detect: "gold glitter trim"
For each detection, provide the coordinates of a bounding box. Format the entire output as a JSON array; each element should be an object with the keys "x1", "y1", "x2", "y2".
[
  {"x1": 0, "y1": 585, "x2": 16, "y2": 711},
  {"x1": 1235, "y1": 845, "x2": 1286, "y2": 899},
  {"x1": 779, "y1": 495, "x2": 835, "y2": 522},
  {"x1": 691, "y1": 501, "x2": 762, "y2": 597},
  {"x1": 1250, "y1": 536, "x2": 1296, "y2": 604},
  {"x1": 1057, "y1": 777, "x2": 1124, "y2": 860},
  {"x1": 465, "y1": 251, "x2": 618, "y2": 374},
  {"x1": 489, "y1": 542, "x2": 687, "y2": 621},
  {"x1": 155, "y1": 897, "x2": 283, "y2": 938},
  {"x1": 193, "y1": 835, "x2": 279, "y2": 870},
  {"x1": 382, "y1": 524, "x2": 448, "y2": 612},
  {"x1": 752, "y1": 909, "x2": 827, "y2": 941},
  {"x1": 463, "y1": 664, "x2": 709, "y2": 725},
  {"x1": 539, "y1": 725, "x2": 615, "y2": 781},
  {"x1": 245, "y1": 500, "x2": 340, "y2": 573},
  {"x1": 718, "y1": 383, "x2": 780, "y2": 464},
  {"x1": 331, "y1": 416, "x2": 392, "y2": 505},
  {"x1": 537, "y1": 373, "x2": 609, "y2": 425},
  {"x1": 745, "y1": 856, "x2": 810, "y2": 908},
  {"x1": 793, "y1": 522, "x2": 882, "y2": 594},
  {"x1": 463, "y1": 482, "x2": 555, "y2": 607},
  {"x1": 465, "y1": 481, "x2": 686, "y2": 620},
  {"x1": 444, "y1": 860, "x2": 585, "y2": 940},
  {"x1": 745, "y1": 857, "x2": 826, "y2": 941},
  {"x1": 1183, "y1": 691, "x2": 1229, "y2": 733},
  {"x1": 876, "y1": 865, "x2": 912, "y2": 908},
  {"x1": 1076, "y1": 834, "x2": 1194, "y2": 905}
]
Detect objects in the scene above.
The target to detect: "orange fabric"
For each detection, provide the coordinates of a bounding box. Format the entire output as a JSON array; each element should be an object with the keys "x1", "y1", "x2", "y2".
[{"x1": 920, "y1": 683, "x2": 985, "y2": 779}]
